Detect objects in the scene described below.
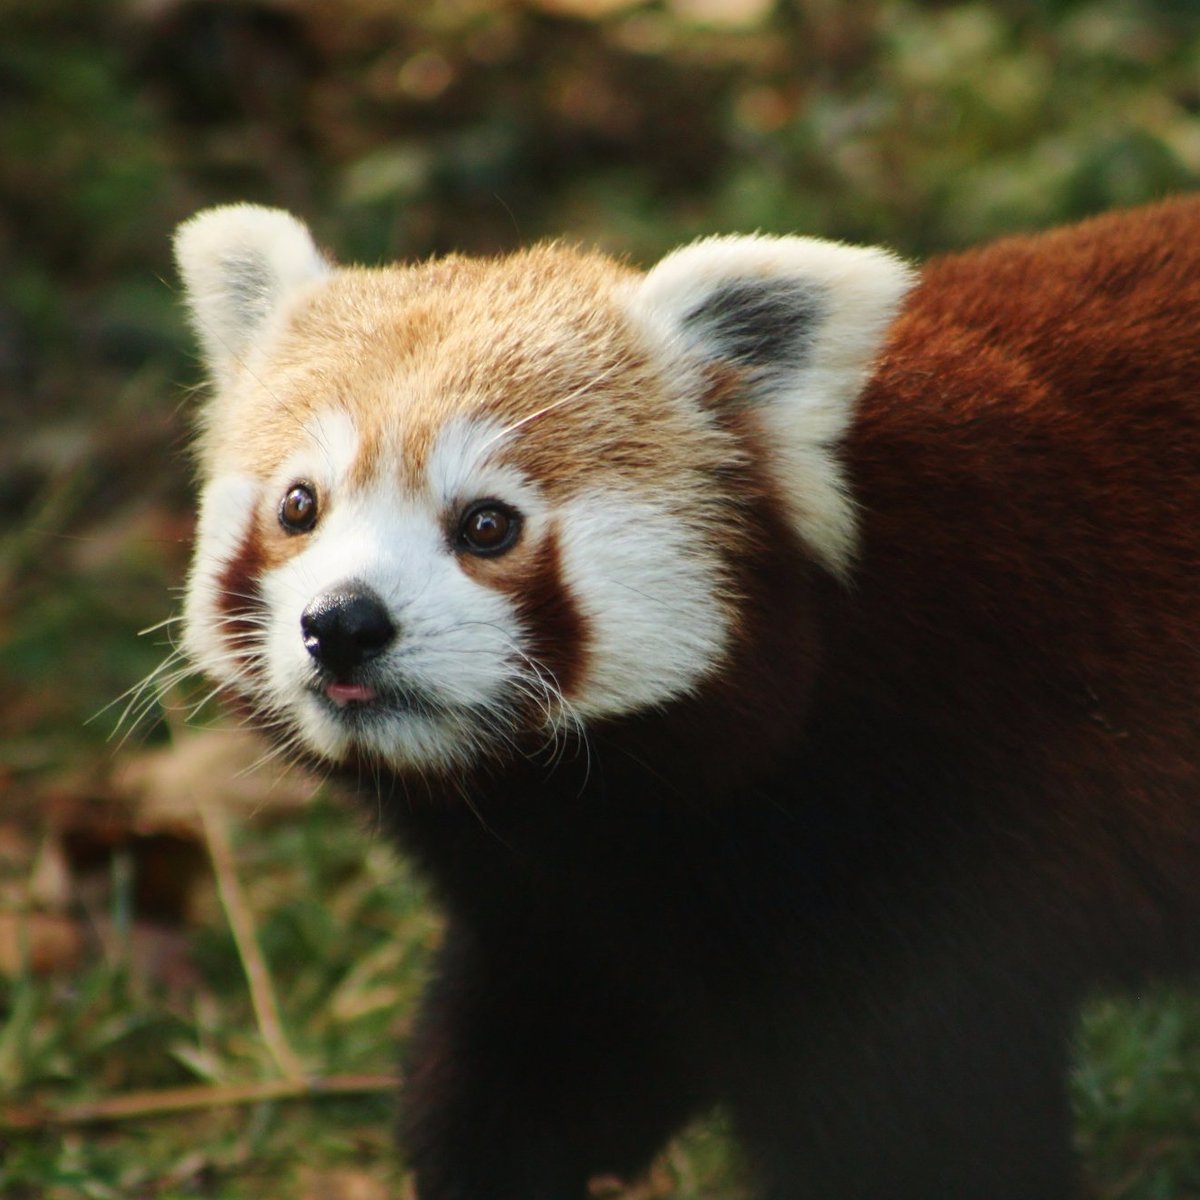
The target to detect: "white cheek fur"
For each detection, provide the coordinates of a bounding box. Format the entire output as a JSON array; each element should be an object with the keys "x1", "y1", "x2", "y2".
[
  {"x1": 559, "y1": 488, "x2": 729, "y2": 717},
  {"x1": 183, "y1": 406, "x2": 365, "y2": 699},
  {"x1": 182, "y1": 473, "x2": 261, "y2": 686},
  {"x1": 425, "y1": 414, "x2": 547, "y2": 522}
]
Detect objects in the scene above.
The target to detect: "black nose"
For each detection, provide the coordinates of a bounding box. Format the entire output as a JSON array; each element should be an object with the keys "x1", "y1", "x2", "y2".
[{"x1": 301, "y1": 584, "x2": 396, "y2": 678}]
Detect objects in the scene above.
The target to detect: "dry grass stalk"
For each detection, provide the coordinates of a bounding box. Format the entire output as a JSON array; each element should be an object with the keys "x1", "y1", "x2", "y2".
[{"x1": 199, "y1": 799, "x2": 306, "y2": 1082}]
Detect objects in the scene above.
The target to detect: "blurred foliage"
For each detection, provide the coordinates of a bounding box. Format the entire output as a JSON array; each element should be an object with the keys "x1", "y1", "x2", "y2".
[{"x1": 2, "y1": 0, "x2": 1200, "y2": 1195}]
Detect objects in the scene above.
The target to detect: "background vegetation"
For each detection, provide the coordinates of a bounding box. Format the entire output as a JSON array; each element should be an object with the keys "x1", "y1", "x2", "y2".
[{"x1": 3, "y1": 0, "x2": 1200, "y2": 1195}]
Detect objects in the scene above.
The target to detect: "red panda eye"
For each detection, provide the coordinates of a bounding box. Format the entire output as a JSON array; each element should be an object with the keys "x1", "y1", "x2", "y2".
[
  {"x1": 279, "y1": 483, "x2": 318, "y2": 533},
  {"x1": 458, "y1": 501, "x2": 520, "y2": 556}
]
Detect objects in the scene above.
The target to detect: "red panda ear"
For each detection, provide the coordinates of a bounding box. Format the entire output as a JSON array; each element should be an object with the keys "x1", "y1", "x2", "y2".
[
  {"x1": 627, "y1": 234, "x2": 914, "y2": 577},
  {"x1": 174, "y1": 204, "x2": 331, "y2": 390}
]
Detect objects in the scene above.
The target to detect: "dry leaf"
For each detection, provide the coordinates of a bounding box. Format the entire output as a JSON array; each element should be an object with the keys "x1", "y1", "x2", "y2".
[
  {"x1": 114, "y1": 726, "x2": 320, "y2": 830},
  {"x1": 28, "y1": 833, "x2": 73, "y2": 912},
  {"x1": 299, "y1": 1166, "x2": 392, "y2": 1200},
  {"x1": 0, "y1": 911, "x2": 83, "y2": 976}
]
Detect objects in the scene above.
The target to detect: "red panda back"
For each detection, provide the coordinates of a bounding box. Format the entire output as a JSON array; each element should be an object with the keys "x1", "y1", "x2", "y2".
[{"x1": 826, "y1": 197, "x2": 1200, "y2": 971}]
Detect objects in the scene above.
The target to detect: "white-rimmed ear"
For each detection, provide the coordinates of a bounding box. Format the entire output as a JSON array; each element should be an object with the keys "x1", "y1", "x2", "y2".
[
  {"x1": 627, "y1": 234, "x2": 914, "y2": 577},
  {"x1": 173, "y1": 204, "x2": 330, "y2": 389}
]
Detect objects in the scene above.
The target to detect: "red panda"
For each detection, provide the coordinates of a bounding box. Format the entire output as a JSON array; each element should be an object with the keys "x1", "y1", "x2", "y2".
[{"x1": 172, "y1": 197, "x2": 1200, "y2": 1199}]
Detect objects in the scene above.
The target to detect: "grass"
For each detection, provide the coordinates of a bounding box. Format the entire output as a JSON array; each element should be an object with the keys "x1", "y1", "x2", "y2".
[
  {"x1": 0, "y1": 785, "x2": 424, "y2": 1199},
  {"x1": 1076, "y1": 996, "x2": 1200, "y2": 1197}
]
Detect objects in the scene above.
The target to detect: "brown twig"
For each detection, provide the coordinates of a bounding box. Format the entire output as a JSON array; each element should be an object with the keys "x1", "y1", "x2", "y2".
[
  {"x1": 0, "y1": 1073, "x2": 400, "y2": 1130},
  {"x1": 199, "y1": 800, "x2": 306, "y2": 1082}
]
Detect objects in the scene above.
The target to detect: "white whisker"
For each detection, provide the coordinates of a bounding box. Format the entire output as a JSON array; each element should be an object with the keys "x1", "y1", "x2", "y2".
[{"x1": 474, "y1": 356, "x2": 633, "y2": 462}]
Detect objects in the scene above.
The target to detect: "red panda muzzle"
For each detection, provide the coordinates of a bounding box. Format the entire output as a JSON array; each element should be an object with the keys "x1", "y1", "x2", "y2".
[{"x1": 299, "y1": 582, "x2": 396, "y2": 679}]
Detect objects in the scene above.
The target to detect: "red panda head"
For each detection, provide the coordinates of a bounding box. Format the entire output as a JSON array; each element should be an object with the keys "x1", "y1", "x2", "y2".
[{"x1": 174, "y1": 205, "x2": 911, "y2": 776}]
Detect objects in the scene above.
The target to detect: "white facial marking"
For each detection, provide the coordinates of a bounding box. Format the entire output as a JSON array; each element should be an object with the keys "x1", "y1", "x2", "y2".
[
  {"x1": 182, "y1": 472, "x2": 260, "y2": 682},
  {"x1": 559, "y1": 488, "x2": 729, "y2": 715},
  {"x1": 294, "y1": 407, "x2": 360, "y2": 486},
  {"x1": 425, "y1": 415, "x2": 546, "y2": 520},
  {"x1": 182, "y1": 408, "x2": 363, "y2": 718}
]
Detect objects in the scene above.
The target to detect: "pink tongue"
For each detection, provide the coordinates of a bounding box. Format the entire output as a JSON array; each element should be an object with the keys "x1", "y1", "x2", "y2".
[{"x1": 326, "y1": 683, "x2": 378, "y2": 707}]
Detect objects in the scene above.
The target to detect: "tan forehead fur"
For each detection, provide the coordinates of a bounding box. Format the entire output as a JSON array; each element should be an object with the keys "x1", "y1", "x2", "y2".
[{"x1": 197, "y1": 244, "x2": 732, "y2": 500}]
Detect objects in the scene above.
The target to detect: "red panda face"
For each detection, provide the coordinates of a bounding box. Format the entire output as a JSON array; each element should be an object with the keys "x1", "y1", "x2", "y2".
[{"x1": 175, "y1": 206, "x2": 911, "y2": 775}]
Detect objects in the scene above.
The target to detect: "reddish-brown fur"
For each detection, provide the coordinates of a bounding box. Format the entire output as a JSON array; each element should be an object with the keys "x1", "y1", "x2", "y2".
[
  {"x1": 834, "y1": 199, "x2": 1200, "y2": 974},
  {"x1": 185, "y1": 198, "x2": 1200, "y2": 1199},
  {"x1": 506, "y1": 525, "x2": 592, "y2": 701},
  {"x1": 216, "y1": 527, "x2": 266, "y2": 674},
  {"x1": 375, "y1": 200, "x2": 1200, "y2": 1200}
]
